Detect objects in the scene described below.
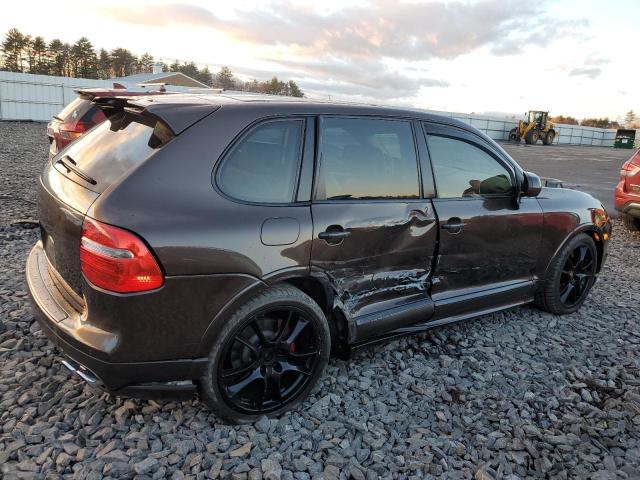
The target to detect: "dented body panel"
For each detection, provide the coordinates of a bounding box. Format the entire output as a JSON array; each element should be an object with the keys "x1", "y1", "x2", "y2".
[{"x1": 310, "y1": 201, "x2": 437, "y2": 339}]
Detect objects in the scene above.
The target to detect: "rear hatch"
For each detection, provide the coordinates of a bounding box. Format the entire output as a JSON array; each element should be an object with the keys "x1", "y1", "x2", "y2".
[{"x1": 38, "y1": 97, "x2": 219, "y2": 296}]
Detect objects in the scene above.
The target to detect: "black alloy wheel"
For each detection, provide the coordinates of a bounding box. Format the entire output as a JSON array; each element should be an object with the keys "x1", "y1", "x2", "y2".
[
  {"x1": 534, "y1": 233, "x2": 598, "y2": 315},
  {"x1": 218, "y1": 307, "x2": 321, "y2": 415},
  {"x1": 558, "y1": 244, "x2": 595, "y2": 308}
]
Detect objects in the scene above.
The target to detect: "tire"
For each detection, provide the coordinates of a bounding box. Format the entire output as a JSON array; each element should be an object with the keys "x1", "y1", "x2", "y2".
[
  {"x1": 524, "y1": 130, "x2": 539, "y2": 145},
  {"x1": 622, "y1": 213, "x2": 640, "y2": 232},
  {"x1": 199, "y1": 285, "x2": 331, "y2": 423},
  {"x1": 543, "y1": 131, "x2": 555, "y2": 145},
  {"x1": 535, "y1": 233, "x2": 598, "y2": 315},
  {"x1": 508, "y1": 128, "x2": 520, "y2": 142}
]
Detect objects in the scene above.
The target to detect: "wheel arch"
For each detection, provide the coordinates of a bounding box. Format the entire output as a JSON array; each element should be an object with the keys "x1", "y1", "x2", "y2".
[
  {"x1": 543, "y1": 224, "x2": 604, "y2": 279},
  {"x1": 196, "y1": 270, "x2": 351, "y2": 359},
  {"x1": 279, "y1": 274, "x2": 351, "y2": 359}
]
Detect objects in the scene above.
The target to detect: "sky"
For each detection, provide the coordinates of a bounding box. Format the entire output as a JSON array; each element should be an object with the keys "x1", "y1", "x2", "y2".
[{"x1": 2, "y1": 0, "x2": 639, "y2": 121}]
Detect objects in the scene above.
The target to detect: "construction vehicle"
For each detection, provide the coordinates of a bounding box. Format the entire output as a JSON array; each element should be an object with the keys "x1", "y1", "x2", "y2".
[{"x1": 509, "y1": 111, "x2": 557, "y2": 145}]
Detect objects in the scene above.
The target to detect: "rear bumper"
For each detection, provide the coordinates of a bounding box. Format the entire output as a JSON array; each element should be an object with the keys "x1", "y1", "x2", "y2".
[
  {"x1": 614, "y1": 182, "x2": 640, "y2": 218},
  {"x1": 26, "y1": 242, "x2": 207, "y2": 395},
  {"x1": 615, "y1": 200, "x2": 640, "y2": 218}
]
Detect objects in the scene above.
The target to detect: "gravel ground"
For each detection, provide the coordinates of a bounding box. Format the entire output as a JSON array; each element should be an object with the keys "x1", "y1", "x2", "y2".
[{"x1": 1, "y1": 121, "x2": 640, "y2": 479}]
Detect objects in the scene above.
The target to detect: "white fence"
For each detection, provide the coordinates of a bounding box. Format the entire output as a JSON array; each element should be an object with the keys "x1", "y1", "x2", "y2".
[
  {"x1": 0, "y1": 71, "x2": 193, "y2": 122},
  {"x1": 0, "y1": 71, "x2": 619, "y2": 146},
  {"x1": 421, "y1": 110, "x2": 618, "y2": 147}
]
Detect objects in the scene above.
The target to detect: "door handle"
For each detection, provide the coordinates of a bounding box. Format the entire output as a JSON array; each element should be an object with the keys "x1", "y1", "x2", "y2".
[
  {"x1": 441, "y1": 218, "x2": 466, "y2": 234},
  {"x1": 318, "y1": 227, "x2": 351, "y2": 244}
]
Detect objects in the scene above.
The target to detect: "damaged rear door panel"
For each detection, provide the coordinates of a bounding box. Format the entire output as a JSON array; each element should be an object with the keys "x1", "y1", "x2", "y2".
[{"x1": 311, "y1": 116, "x2": 438, "y2": 342}]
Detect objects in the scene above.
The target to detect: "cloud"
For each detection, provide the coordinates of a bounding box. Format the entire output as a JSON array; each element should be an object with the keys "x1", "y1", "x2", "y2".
[
  {"x1": 569, "y1": 67, "x2": 602, "y2": 79},
  {"x1": 99, "y1": 1, "x2": 589, "y2": 99},
  {"x1": 102, "y1": 1, "x2": 587, "y2": 61},
  {"x1": 584, "y1": 55, "x2": 610, "y2": 66}
]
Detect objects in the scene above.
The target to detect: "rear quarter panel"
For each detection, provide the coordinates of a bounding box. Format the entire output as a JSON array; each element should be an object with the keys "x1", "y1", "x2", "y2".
[
  {"x1": 84, "y1": 106, "x2": 314, "y2": 357},
  {"x1": 87, "y1": 106, "x2": 312, "y2": 278}
]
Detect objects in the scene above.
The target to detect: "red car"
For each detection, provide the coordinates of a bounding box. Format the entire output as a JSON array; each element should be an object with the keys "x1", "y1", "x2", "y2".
[
  {"x1": 47, "y1": 87, "x2": 165, "y2": 158},
  {"x1": 615, "y1": 149, "x2": 640, "y2": 231}
]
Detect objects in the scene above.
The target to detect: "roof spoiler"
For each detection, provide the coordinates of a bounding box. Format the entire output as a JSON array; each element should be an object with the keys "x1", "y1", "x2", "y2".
[{"x1": 92, "y1": 97, "x2": 219, "y2": 135}]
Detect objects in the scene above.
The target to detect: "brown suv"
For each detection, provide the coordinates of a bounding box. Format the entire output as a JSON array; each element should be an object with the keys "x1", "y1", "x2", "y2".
[{"x1": 26, "y1": 94, "x2": 611, "y2": 422}]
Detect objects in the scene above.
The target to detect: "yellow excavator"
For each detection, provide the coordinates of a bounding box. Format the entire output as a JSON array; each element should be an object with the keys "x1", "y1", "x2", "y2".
[{"x1": 509, "y1": 111, "x2": 557, "y2": 145}]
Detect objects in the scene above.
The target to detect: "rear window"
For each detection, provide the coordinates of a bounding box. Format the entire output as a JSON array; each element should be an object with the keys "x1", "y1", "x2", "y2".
[
  {"x1": 53, "y1": 112, "x2": 173, "y2": 193},
  {"x1": 56, "y1": 98, "x2": 103, "y2": 126}
]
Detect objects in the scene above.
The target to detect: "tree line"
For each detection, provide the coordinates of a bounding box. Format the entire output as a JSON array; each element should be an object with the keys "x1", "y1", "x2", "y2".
[
  {"x1": 0, "y1": 28, "x2": 303, "y2": 97},
  {"x1": 551, "y1": 115, "x2": 622, "y2": 129},
  {"x1": 551, "y1": 110, "x2": 640, "y2": 129}
]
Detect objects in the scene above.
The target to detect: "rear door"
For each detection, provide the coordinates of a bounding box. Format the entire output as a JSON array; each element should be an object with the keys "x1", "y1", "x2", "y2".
[
  {"x1": 311, "y1": 117, "x2": 437, "y2": 340},
  {"x1": 423, "y1": 122, "x2": 543, "y2": 302}
]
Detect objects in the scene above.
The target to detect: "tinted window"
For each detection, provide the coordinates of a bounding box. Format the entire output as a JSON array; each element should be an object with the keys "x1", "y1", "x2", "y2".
[
  {"x1": 316, "y1": 118, "x2": 419, "y2": 200},
  {"x1": 427, "y1": 135, "x2": 514, "y2": 198},
  {"x1": 217, "y1": 120, "x2": 303, "y2": 203},
  {"x1": 54, "y1": 112, "x2": 173, "y2": 193}
]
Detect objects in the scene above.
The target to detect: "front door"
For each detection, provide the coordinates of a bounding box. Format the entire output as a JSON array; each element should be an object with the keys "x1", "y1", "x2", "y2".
[
  {"x1": 310, "y1": 117, "x2": 438, "y2": 340},
  {"x1": 423, "y1": 123, "x2": 543, "y2": 302}
]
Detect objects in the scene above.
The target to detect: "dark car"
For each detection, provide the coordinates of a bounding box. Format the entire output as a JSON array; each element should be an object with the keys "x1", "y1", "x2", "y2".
[
  {"x1": 47, "y1": 87, "x2": 165, "y2": 158},
  {"x1": 26, "y1": 94, "x2": 611, "y2": 422}
]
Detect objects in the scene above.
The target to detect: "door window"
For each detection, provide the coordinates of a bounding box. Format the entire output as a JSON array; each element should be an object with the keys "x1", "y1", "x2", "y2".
[
  {"x1": 427, "y1": 135, "x2": 514, "y2": 198},
  {"x1": 216, "y1": 120, "x2": 303, "y2": 203},
  {"x1": 316, "y1": 118, "x2": 419, "y2": 200}
]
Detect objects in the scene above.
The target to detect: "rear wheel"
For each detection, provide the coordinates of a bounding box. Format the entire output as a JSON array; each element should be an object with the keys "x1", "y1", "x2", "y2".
[
  {"x1": 199, "y1": 285, "x2": 330, "y2": 423},
  {"x1": 524, "y1": 129, "x2": 539, "y2": 145},
  {"x1": 535, "y1": 233, "x2": 597, "y2": 314},
  {"x1": 543, "y1": 130, "x2": 555, "y2": 145},
  {"x1": 622, "y1": 213, "x2": 640, "y2": 232}
]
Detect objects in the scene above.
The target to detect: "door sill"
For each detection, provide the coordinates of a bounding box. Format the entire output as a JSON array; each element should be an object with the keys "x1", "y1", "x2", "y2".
[
  {"x1": 350, "y1": 298, "x2": 434, "y2": 343},
  {"x1": 351, "y1": 296, "x2": 532, "y2": 352}
]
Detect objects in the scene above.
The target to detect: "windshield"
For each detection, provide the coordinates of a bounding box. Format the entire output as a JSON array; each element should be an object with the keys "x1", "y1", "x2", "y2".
[{"x1": 53, "y1": 112, "x2": 173, "y2": 193}]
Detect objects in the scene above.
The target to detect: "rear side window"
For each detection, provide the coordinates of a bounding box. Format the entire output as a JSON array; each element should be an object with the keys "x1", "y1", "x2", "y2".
[
  {"x1": 54, "y1": 111, "x2": 173, "y2": 193},
  {"x1": 216, "y1": 120, "x2": 304, "y2": 203},
  {"x1": 427, "y1": 135, "x2": 514, "y2": 198},
  {"x1": 316, "y1": 118, "x2": 419, "y2": 200}
]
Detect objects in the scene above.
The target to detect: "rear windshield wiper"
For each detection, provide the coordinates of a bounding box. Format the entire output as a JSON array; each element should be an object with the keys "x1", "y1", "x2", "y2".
[{"x1": 57, "y1": 156, "x2": 97, "y2": 186}]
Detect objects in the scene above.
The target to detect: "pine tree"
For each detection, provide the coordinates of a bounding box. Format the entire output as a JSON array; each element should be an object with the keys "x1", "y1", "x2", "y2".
[
  {"x1": 31, "y1": 36, "x2": 49, "y2": 74},
  {"x1": 47, "y1": 39, "x2": 67, "y2": 76},
  {"x1": 137, "y1": 53, "x2": 154, "y2": 74},
  {"x1": 71, "y1": 37, "x2": 98, "y2": 78},
  {"x1": 97, "y1": 49, "x2": 111, "y2": 79},
  {"x1": 1, "y1": 28, "x2": 28, "y2": 72},
  {"x1": 625, "y1": 110, "x2": 636, "y2": 127},
  {"x1": 287, "y1": 80, "x2": 303, "y2": 97},
  {"x1": 215, "y1": 66, "x2": 234, "y2": 90},
  {"x1": 110, "y1": 48, "x2": 137, "y2": 77}
]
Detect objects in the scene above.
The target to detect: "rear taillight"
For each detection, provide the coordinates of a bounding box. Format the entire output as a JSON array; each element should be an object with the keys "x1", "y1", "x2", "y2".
[
  {"x1": 59, "y1": 121, "x2": 89, "y2": 140},
  {"x1": 80, "y1": 217, "x2": 163, "y2": 293},
  {"x1": 621, "y1": 153, "x2": 640, "y2": 177}
]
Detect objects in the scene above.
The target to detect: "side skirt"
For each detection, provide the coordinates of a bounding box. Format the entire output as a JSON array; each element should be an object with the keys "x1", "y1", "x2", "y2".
[
  {"x1": 351, "y1": 296, "x2": 533, "y2": 352},
  {"x1": 350, "y1": 280, "x2": 536, "y2": 352}
]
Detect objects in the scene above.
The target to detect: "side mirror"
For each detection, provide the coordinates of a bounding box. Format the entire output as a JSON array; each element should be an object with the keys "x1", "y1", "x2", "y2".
[{"x1": 522, "y1": 171, "x2": 542, "y2": 197}]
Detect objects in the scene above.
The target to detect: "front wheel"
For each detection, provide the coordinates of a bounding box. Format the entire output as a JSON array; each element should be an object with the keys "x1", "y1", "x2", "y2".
[
  {"x1": 199, "y1": 285, "x2": 330, "y2": 423},
  {"x1": 535, "y1": 233, "x2": 597, "y2": 315},
  {"x1": 622, "y1": 213, "x2": 640, "y2": 232},
  {"x1": 525, "y1": 129, "x2": 539, "y2": 145},
  {"x1": 508, "y1": 128, "x2": 520, "y2": 142}
]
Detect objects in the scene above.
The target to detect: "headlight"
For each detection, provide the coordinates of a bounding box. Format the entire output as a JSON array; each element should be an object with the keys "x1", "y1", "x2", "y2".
[{"x1": 591, "y1": 207, "x2": 608, "y2": 229}]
